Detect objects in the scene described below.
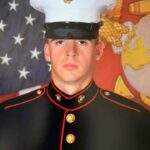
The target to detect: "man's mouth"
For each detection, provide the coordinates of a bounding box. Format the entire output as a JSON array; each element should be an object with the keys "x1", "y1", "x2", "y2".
[{"x1": 63, "y1": 64, "x2": 78, "y2": 71}]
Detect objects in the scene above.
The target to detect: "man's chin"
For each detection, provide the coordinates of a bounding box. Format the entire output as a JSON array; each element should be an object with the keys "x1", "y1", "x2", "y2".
[{"x1": 61, "y1": 77, "x2": 79, "y2": 84}]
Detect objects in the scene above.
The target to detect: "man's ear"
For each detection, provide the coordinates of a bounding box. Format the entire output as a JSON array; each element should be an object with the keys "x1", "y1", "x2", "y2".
[
  {"x1": 44, "y1": 43, "x2": 51, "y2": 62},
  {"x1": 95, "y1": 41, "x2": 103, "y2": 61}
]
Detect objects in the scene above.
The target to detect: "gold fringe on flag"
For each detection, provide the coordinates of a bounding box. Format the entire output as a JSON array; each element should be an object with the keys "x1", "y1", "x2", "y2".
[{"x1": 129, "y1": 0, "x2": 150, "y2": 15}]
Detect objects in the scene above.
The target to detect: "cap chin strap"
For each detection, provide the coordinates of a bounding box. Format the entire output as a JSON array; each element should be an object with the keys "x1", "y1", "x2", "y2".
[{"x1": 44, "y1": 22, "x2": 102, "y2": 39}]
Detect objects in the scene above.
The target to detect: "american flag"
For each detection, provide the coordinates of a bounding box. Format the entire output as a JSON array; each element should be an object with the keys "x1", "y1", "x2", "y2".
[{"x1": 0, "y1": 0, "x2": 50, "y2": 95}]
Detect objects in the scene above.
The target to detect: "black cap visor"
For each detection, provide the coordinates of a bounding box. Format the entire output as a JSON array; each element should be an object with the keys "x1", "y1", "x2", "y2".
[{"x1": 44, "y1": 22, "x2": 102, "y2": 39}]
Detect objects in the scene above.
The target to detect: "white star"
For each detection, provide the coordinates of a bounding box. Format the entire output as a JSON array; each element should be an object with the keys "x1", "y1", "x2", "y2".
[
  {"x1": 18, "y1": 67, "x2": 30, "y2": 79},
  {"x1": 30, "y1": 48, "x2": 41, "y2": 60},
  {"x1": 25, "y1": 14, "x2": 36, "y2": 26},
  {"x1": 0, "y1": 20, "x2": 7, "y2": 32},
  {"x1": 0, "y1": 53, "x2": 12, "y2": 65},
  {"x1": 47, "y1": 63, "x2": 51, "y2": 72},
  {"x1": 8, "y1": 0, "x2": 19, "y2": 11},
  {"x1": 13, "y1": 33, "x2": 24, "y2": 45}
]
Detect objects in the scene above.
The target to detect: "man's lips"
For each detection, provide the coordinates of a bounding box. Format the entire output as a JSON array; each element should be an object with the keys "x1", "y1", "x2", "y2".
[{"x1": 63, "y1": 64, "x2": 78, "y2": 70}]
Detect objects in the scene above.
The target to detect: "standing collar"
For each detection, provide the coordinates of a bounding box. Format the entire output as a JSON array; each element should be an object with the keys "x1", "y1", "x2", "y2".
[{"x1": 47, "y1": 80, "x2": 99, "y2": 111}]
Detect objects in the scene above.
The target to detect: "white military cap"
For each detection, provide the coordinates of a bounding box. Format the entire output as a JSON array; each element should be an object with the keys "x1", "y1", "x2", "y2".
[{"x1": 30, "y1": 0, "x2": 116, "y2": 39}]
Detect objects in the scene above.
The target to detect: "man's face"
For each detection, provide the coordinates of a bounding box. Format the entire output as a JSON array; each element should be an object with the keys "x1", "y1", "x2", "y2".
[{"x1": 44, "y1": 39, "x2": 101, "y2": 84}]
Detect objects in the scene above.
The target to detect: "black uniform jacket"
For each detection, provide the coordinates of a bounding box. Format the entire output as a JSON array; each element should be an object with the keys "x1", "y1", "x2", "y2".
[{"x1": 0, "y1": 80, "x2": 150, "y2": 150}]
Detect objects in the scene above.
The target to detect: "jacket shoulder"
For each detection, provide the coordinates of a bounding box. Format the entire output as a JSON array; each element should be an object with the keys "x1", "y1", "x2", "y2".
[
  {"x1": 99, "y1": 88, "x2": 148, "y2": 113},
  {"x1": 0, "y1": 87, "x2": 47, "y2": 110}
]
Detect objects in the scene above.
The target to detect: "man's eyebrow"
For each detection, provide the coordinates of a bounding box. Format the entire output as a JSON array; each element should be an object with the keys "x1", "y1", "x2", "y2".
[
  {"x1": 49, "y1": 39, "x2": 55, "y2": 42},
  {"x1": 49, "y1": 39, "x2": 63, "y2": 42}
]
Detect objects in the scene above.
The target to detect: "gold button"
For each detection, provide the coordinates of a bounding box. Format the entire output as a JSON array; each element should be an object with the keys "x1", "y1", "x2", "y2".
[
  {"x1": 37, "y1": 90, "x2": 42, "y2": 95},
  {"x1": 66, "y1": 113, "x2": 75, "y2": 123},
  {"x1": 78, "y1": 95, "x2": 85, "y2": 103},
  {"x1": 104, "y1": 91, "x2": 111, "y2": 96},
  {"x1": 66, "y1": 133, "x2": 75, "y2": 144},
  {"x1": 55, "y1": 94, "x2": 61, "y2": 102}
]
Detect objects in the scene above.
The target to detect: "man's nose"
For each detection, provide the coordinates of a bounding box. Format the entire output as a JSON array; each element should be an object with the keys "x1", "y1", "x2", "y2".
[{"x1": 66, "y1": 41, "x2": 78, "y2": 57}]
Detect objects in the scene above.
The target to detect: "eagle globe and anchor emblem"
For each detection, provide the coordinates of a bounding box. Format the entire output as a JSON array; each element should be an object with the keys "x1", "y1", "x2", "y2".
[{"x1": 64, "y1": 0, "x2": 73, "y2": 4}]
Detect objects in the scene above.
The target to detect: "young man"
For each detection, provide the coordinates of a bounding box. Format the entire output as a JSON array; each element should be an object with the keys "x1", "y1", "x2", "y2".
[
  {"x1": 0, "y1": 0, "x2": 149, "y2": 150},
  {"x1": 44, "y1": 39, "x2": 101, "y2": 95}
]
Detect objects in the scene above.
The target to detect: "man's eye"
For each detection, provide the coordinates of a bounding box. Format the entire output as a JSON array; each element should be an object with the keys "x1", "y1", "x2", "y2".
[
  {"x1": 79, "y1": 40, "x2": 88, "y2": 45},
  {"x1": 55, "y1": 40, "x2": 64, "y2": 45}
]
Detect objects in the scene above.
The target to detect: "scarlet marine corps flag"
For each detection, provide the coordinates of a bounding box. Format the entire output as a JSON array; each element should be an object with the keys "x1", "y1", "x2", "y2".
[
  {"x1": 94, "y1": 0, "x2": 150, "y2": 110},
  {"x1": 0, "y1": 0, "x2": 50, "y2": 94}
]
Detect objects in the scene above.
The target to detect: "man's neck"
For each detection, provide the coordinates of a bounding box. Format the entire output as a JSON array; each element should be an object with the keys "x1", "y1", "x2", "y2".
[{"x1": 52, "y1": 78, "x2": 92, "y2": 95}]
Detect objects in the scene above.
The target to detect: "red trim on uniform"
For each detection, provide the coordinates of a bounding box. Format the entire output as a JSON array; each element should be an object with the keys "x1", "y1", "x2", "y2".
[
  {"x1": 59, "y1": 111, "x2": 67, "y2": 150},
  {"x1": 100, "y1": 89, "x2": 141, "y2": 113},
  {"x1": 58, "y1": 91, "x2": 99, "y2": 149},
  {"x1": 47, "y1": 89, "x2": 99, "y2": 111},
  {"x1": 51, "y1": 80, "x2": 93, "y2": 100},
  {"x1": 4, "y1": 88, "x2": 46, "y2": 110}
]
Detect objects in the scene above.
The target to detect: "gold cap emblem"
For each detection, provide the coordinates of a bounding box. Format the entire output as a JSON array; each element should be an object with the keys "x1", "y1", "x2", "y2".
[{"x1": 64, "y1": 0, "x2": 73, "y2": 4}]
